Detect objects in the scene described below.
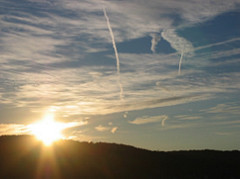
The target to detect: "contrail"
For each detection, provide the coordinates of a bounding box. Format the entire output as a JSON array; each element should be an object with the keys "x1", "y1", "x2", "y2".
[
  {"x1": 103, "y1": 7, "x2": 123, "y2": 99},
  {"x1": 178, "y1": 49, "x2": 184, "y2": 75}
]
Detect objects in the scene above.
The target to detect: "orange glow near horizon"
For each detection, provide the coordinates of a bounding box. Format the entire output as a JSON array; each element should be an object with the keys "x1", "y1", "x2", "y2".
[{"x1": 29, "y1": 113, "x2": 65, "y2": 146}]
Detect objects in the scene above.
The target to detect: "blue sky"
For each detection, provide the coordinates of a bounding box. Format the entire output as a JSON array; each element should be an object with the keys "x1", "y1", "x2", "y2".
[{"x1": 0, "y1": 0, "x2": 240, "y2": 151}]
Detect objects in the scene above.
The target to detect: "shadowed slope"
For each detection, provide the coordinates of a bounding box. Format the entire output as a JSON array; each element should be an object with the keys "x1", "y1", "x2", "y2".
[{"x1": 0, "y1": 135, "x2": 239, "y2": 178}]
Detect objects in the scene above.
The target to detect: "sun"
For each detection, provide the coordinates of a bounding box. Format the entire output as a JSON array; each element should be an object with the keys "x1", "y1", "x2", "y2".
[{"x1": 29, "y1": 113, "x2": 65, "y2": 146}]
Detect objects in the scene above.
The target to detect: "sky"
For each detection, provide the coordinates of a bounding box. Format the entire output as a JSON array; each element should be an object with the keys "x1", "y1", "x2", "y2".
[{"x1": 0, "y1": 0, "x2": 240, "y2": 151}]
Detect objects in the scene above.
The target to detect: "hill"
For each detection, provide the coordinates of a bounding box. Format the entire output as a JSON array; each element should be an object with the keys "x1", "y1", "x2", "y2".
[{"x1": 0, "y1": 135, "x2": 239, "y2": 178}]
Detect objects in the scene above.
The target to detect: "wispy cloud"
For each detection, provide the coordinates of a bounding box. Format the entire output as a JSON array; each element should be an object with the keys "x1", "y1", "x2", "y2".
[
  {"x1": 63, "y1": 121, "x2": 88, "y2": 129},
  {"x1": 129, "y1": 115, "x2": 168, "y2": 125},
  {"x1": 123, "y1": 112, "x2": 128, "y2": 118},
  {"x1": 1, "y1": 0, "x2": 240, "y2": 118},
  {"x1": 95, "y1": 124, "x2": 118, "y2": 134},
  {"x1": 111, "y1": 127, "x2": 118, "y2": 134},
  {"x1": 150, "y1": 33, "x2": 161, "y2": 53},
  {"x1": 161, "y1": 116, "x2": 168, "y2": 126},
  {"x1": 161, "y1": 29, "x2": 193, "y2": 74},
  {"x1": 203, "y1": 103, "x2": 240, "y2": 115},
  {"x1": 215, "y1": 132, "x2": 233, "y2": 136},
  {"x1": 0, "y1": 0, "x2": 240, "y2": 147},
  {"x1": 176, "y1": 115, "x2": 202, "y2": 120},
  {"x1": 161, "y1": 29, "x2": 194, "y2": 54},
  {"x1": 160, "y1": 123, "x2": 199, "y2": 131},
  {"x1": 0, "y1": 124, "x2": 28, "y2": 135},
  {"x1": 95, "y1": 125, "x2": 109, "y2": 132},
  {"x1": 0, "y1": 119, "x2": 87, "y2": 137},
  {"x1": 207, "y1": 120, "x2": 240, "y2": 128}
]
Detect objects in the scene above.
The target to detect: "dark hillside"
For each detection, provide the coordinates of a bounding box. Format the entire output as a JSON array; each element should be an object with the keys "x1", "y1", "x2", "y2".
[{"x1": 0, "y1": 135, "x2": 239, "y2": 178}]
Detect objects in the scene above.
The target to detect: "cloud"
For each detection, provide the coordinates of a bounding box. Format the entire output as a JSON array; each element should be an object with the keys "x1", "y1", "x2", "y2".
[
  {"x1": 0, "y1": 119, "x2": 87, "y2": 137},
  {"x1": 1, "y1": 0, "x2": 240, "y2": 118},
  {"x1": 94, "y1": 125, "x2": 109, "y2": 132},
  {"x1": 123, "y1": 112, "x2": 128, "y2": 118},
  {"x1": 2, "y1": 61, "x2": 238, "y2": 116},
  {"x1": 129, "y1": 115, "x2": 168, "y2": 125},
  {"x1": 53, "y1": 0, "x2": 240, "y2": 43},
  {"x1": 161, "y1": 29, "x2": 193, "y2": 74},
  {"x1": 111, "y1": 127, "x2": 118, "y2": 134},
  {"x1": 176, "y1": 115, "x2": 202, "y2": 120},
  {"x1": 1, "y1": 55, "x2": 239, "y2": 116},
  {"x1": 160, "y1": 123, "x2": 199, "y2": 131},
  {"x1": 1, "y1": 0, "x2": 240, "y2": 147},
  {"x1": 150, "y1": 33, "x2": 161, "y2": 53},
  {"x1": 161, "y1": 116, "x2": 168, "y2": 126},
  {"x1": 95, "y1": 124, "x2": 118, "y2": 134},
  {"x1": 0, "y1": 124, "x2": 29, "y2": 135},
  {"x1": 207, "y1": 120, "x2": 240, "y2": 128},
  {"x1": 0, "y1": 13, "x2": 67, "y2": 64},
  {"x1": 63, "y1": 120, "x2": 88, "y2": 129},
  {"x1": 215, "y1": 132, "x2": 233, "y2": 136},
  {"x1": 203, "y1": 103, "x2": 240, "y2": 115}
]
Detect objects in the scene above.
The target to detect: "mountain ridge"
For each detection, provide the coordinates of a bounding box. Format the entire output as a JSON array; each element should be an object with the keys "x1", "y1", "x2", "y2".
[{"x1": 0, "y1": 135, "x2": 239, "y2": 178}]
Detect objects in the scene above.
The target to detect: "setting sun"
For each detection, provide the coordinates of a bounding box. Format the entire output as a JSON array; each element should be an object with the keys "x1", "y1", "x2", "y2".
[{"x1": 29, "y1": 113, "x2": 65, "y2": 146}]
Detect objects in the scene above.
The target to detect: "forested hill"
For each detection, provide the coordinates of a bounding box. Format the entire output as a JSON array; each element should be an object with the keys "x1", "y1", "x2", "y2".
[{"x1": 0, "y1": 135, "x2": 239, "y2": 178}]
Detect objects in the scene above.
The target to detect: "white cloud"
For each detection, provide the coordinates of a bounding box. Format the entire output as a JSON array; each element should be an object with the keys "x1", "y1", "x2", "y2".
[
  {"x1": 0, "y1": 119, "x2": 87, "y2": 137},
  {"x1": 0, "y1": 124, "x2": 29, "y2": 135},
  {"x1": 176, "y1": 115, "x2": 202, "y2": 120},
  {"x1": 129, "y1": 115, "x2": 168, "y2": 125},
  {"x1": 161, "y1": 29, "x2": 193, "y2": 74},
  {"x1": 53, "y1": 0, "x2": 240, "y2": 43},
  {"x1": 1, "y1": 62, "x2": 239, "y2": 116},
  {"x1": 161, "y1": 29, "x2": 194, "y2": 54},
  {"x1": 161, "y1": 116, "x2": 168, "y2": 126},
  {"x1": 1, "y1": 0, "x2": 240, "y2": 147},
  {"x1": 215, "y1": 132, "x2": 233, "y2": 136},
  {"x1": 1, "y1": 57, "x2": 240, "y2": 116},
  {"x1": 150, "y1": 33, "x2": 161, "y2": 53},
  {"x1": 95, "y1": 125, "x2": 110, "y2": 132},
  {"x1": 209, "y1": 120, "x2": 240, "y2": 128},
  {"x1": 123, "y1": 112, "x2": 128, "y2": 118},
  {"x1": 203, "y1": 103, "x2": 240, "y2": 115},
  {"x1": 95, "y1": 125, "x2": 118, "y2": 134},
  {"x1": 160, "y1": 123, "x2": 199, "y2": 131},
  {"x1": 111, "y1": 127, "x2": 118, "y2": 134},
  {"x1": 0, "y1": 0, "x2": 240, "y2": 117},
  {"x1": 64, "y1": 120, "x2": 88, "y2": 128}
]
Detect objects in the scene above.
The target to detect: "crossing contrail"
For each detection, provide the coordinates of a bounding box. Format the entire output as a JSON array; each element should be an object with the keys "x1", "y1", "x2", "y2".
[
  {"x1": 178, "y1": 49, "x2": 184, "y2": 75},
  {"x1": 103, "y1": 7, "x2": 123, "y2": 99}
]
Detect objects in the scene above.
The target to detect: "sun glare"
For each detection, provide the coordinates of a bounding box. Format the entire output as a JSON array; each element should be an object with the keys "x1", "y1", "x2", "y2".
[{"x1": 29, "y1": 113, "x2": 65, "y2": 146}]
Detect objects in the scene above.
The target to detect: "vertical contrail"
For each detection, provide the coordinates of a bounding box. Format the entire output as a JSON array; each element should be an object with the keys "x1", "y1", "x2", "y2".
[
  {"x1": 103, "y1": 7, "x2": 123, "y2": 99},
  {"x1": 178, "y1": 49, "x2": 184, "y2": 75}
]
